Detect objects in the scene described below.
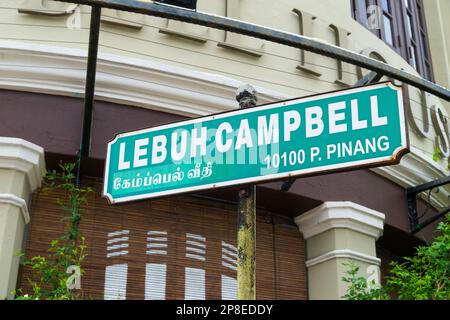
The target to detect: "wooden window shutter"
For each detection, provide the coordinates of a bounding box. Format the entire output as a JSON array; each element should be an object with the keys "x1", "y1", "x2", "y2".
[{"x1": 20, "y1": 179, "x2": 307, "y2": 300}]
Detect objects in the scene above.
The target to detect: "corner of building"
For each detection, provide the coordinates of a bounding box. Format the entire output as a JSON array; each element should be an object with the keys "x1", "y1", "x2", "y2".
[{"x1": 0, "y1": 137, "x2": 45, "y2": 300}]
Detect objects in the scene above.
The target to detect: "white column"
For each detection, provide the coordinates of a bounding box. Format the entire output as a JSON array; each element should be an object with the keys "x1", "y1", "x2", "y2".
[
  {"x1": 0, "y1": 137, "x2": 45, "y2": 300},
  {"x1": 295, "y1": 201, "x2": 385, "y2": 300}
]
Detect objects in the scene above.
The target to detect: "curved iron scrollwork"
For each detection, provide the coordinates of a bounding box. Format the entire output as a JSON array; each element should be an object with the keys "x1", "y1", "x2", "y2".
[{"x1": 407, "y1": 177, "x2": 450, "y2": 234}]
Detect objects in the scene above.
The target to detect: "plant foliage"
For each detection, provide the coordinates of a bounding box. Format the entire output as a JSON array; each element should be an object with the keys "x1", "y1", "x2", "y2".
[
  {"x1": 342, "y1": 214, "x2": 450, "y2": 300},
  {"x1": 341, "y1": 261, "x2": 390, "y2": 300},
  {"x1": 14, "y1": 162, "x2": 92, "y2": 300}
]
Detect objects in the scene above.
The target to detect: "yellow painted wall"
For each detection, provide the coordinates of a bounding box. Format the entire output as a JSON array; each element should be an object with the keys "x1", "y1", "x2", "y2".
[{"x1": 1, "y1": 0, "x2": 449, "y2": 171}]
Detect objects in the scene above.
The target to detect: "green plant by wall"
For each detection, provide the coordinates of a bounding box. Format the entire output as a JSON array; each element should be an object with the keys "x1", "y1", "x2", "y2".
[
  {"x1": 386, "y1": 214, "x2": 450, "y2": 300},
  {"x1": 342, "y1": 214, "x2": 450, "y2": 300},
  {"x1": 341, "y1": 261, "x2": 390, "y2": 300},
  {"x1": 14, "y1": 162, "x2": 92, "y2": 300}
]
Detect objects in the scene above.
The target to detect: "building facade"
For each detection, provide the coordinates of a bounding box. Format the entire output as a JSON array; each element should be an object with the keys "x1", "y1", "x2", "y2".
[{"x1": 0, "y1": 0, "x2": 449, "y2": 300}]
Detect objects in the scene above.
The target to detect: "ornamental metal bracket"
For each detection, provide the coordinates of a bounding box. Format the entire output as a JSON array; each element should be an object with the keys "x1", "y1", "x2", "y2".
[{"x1": 407, "y1": 176, "x2": 450, "y2": 234}]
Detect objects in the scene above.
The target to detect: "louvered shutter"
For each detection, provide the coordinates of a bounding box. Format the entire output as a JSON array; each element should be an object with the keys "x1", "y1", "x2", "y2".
[{"x1": 20, "y1": 179, "x2": 307, "y2": 300}]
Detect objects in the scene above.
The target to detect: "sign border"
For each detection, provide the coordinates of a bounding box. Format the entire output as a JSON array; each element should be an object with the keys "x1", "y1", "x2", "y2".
[{"x1": 103, "y1": 81, "x2": 409, "y2": 204}]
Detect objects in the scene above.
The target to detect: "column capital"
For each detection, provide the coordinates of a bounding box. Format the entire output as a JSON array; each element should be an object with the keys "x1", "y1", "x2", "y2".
[
  {"x1": 295, "y1": 201, "x2": 385, "y2": 299},
  {"x1": 0, "y1": 137, "x2": 45, "y2": 191},
  {"x1": 0, "y1": 137, "x2": 45, "y2": 299},
  {"x1": 295, "y1": 201, "x2": 385, "y2": 240},
  {"x1": 0, "y1": 193, "x2": 30, "y2": 224}
]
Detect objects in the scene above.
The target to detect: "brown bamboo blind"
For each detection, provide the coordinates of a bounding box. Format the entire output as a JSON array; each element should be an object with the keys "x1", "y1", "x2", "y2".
[{"x1": 19, "y1": 179, "x2": 307, "y2": 300}]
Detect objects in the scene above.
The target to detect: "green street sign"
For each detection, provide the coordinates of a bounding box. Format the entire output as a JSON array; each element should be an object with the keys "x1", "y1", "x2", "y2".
[{"x1": 103, "y1": 82, "x2": 408, "y2": 204}]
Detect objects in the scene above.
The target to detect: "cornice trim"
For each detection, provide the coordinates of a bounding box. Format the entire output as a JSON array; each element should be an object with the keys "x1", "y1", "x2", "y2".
[
  {"x1": 0, "y1": 193, "x2": 30, "y2": 224},
  {"x1": 295, "y1": 201, "x2": 385, "y2": 240},
  {"x1": 0, "y1": 137, "x2": 46, "y2": 191},
  {"x1": 0, "y1": 41, "x2": 288, "y2": 117},
  {"x1": 306, "y1": 249, "x2": 381, "y2": 268}
]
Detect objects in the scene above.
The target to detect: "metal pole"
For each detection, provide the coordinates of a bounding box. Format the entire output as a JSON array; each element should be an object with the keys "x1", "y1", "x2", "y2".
[
  {"x1": 406, "y1": 175, "x2": 450, "y2": 231},
  {"x1": 407, "y1": 175, "x2": 450, "y2": 195},
  {"x1": 236, "y1": 84, "x2": 257, "y2": 300},
  {"x1": 412, "y1": 207, "x2": 450, "y2": 234},
  {"x1": 76, "y1": 6, "x2": 101, "y2": 186}
]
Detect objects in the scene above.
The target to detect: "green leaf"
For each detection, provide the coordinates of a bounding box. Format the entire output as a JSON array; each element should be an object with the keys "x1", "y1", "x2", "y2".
[{"x1": 433, "y1": 146, "x2": 441, "y2": 162}]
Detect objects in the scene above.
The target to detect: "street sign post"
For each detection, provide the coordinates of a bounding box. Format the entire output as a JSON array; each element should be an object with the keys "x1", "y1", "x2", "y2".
[
  {"x1": 235, "y1": 84, "x2": 258, "y2": 300},
  {"x1": 103, "y1": 82, "x2": 408, "y2": 204}
]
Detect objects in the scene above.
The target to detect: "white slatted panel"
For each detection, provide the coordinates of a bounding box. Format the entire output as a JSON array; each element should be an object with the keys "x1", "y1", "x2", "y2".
[
  {"x1": 145, "y1": 263, "x2": 167, "y2": 300},
  {"x1": 106, "y1": 230, "x2": 129, "y2": 258},
  {"x1": 185, "y1": 267, "x2": 205, "y2": 300},
  {"x1": 221, "y1": 275, "x2": 237, "y2": 300},
  {"x1": 186, "y1": 233, "x2": 206, "y2": 261},
  {"x1": 221, "y1": 241, "x2": 237, "y2": 300},
  {"x1": 104, "y1": 264, "x2": 128, "y2": 300}
]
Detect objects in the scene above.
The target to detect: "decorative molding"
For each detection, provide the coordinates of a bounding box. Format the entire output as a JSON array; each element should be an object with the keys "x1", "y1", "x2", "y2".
[
  {"x1": 159, "y1": 27, "x2": 209, "y2": 43},
  {"x1": 0, "y1": 41, "x2": 287, "y2": 117},
  {"x1": 306, "y1": 249, "x2": 381, "y2": 268},
  {"x1": 0, "y1": 193, "x2": 30, "y2": 224},
  {"x1": 295, "y1": 201, "x2": 385, "y2": 240},
  {"x1": 217, "y1": 41, "x2": 264, "y2": 58},
  {"x1": 159, "y1": 19, "x2": 210, "y2": 43},
  {"x1": 0, "y1": 137, "x2": 46, "y2": 191}
]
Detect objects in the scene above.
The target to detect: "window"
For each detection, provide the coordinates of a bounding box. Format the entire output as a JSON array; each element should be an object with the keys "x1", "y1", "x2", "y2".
[
  {"x1": 401, "y1": 0, "x2": 433, "y2": 80},
  {"x1": 380, "y1": 0, "x2": 394, "y2": 46},
  {"x1": 351, "y1": 0, "x2": 403, "y2": 53},
  {"x1": 351, "y1": 0, "x2": 433, "y2": 80}
]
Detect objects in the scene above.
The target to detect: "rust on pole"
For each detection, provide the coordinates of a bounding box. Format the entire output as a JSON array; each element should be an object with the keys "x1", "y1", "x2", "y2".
[{"x1": 236, "y1": 84, "x2": 257, "y2": 300}]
